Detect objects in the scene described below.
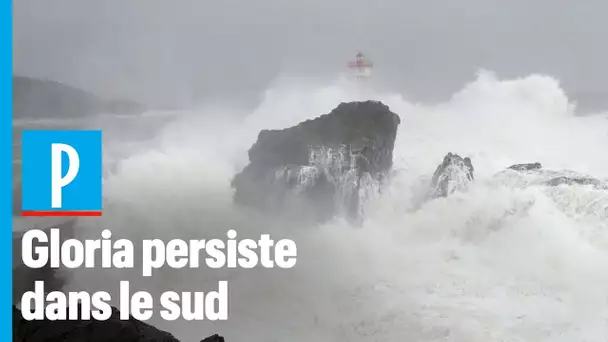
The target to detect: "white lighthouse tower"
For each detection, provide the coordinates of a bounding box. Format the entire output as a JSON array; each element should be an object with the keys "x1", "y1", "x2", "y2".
[
  {"x1": 347, "y1": 52, "x2": 374, "y2": 98},
  {"x1": 347, "y1": 52, "x2": 373, "y2": 81}
]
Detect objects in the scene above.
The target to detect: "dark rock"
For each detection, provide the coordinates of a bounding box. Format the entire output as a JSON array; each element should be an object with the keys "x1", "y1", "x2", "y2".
[
  {"x1": 231, "y1": 100, "x2": 400, "y2": 222},
  {"x1": 12, "y1": 220, "x2": 223, "y2": 342},
  {"x1": 13, "y1": 218, "x2": 76, "y2": 303},
  {"x1": 502, "y1": 162, "x2": 607, "y2": 189},
  {"x1": 13, "y1": 305, "x2": 179, "y2": 342},
  {"x1": 429, "y1": 152, "x2": 474, "y2": 198},
  {"x1": 507, "y1": 162, "x2": 542, "y2": 171},
  {"x1": 493, "y1": 162, "x2": 608, "y2": 191},
  {"x1": 13, "y1": 305, "x2": 224, "y2": 342},
  {"x1": 545, "y1": 176, "x2": 605, "y2": 188},
  {"x1": 201, "y1": 334, "x2": 225, "y2": 342}
]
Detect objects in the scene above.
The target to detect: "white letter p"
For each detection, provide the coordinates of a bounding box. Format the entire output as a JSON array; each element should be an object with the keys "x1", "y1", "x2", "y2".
[{"x1": 51, "y1": 143, "x2": 80, "y2": 208}]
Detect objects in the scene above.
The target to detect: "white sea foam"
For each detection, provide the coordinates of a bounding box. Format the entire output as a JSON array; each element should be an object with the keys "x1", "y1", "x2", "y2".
[{"x1": 66, "y1": 71, "x2": 608, "y2": 341}]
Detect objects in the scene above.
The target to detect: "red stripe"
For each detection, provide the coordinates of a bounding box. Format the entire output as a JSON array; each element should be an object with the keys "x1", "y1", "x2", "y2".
[{"x1": 21, "y1": 211, "x2": 102, "y2": 217}]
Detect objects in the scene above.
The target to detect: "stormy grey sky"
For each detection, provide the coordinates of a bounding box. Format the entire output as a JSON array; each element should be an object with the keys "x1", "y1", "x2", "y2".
[{"x1": 13, "y1": 0, "x2": 608, "y2": 108}]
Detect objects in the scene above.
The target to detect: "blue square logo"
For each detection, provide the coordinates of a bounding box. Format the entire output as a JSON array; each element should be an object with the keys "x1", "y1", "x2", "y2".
[{"x1": 21, "y1": 130, "x2": 103, "y2": 216}]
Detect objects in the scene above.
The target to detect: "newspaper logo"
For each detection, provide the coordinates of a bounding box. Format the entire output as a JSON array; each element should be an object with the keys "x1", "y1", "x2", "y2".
[{"x1": 21, "y1": 130, "x2": 102, "y2": 216}]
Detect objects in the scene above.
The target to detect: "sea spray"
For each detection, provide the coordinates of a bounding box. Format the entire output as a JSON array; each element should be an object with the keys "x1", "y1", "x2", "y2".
[{"x1": 58, "y1": 72, "x2": 608, "y2": 341}]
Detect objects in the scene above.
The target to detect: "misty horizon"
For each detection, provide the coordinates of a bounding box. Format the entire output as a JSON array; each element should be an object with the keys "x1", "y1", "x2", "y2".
[{"x1": 13, "y1": 0, "x2": 608, "y2": 109}]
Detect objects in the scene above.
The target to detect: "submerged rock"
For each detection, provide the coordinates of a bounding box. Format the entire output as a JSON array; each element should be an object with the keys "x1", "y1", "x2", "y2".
[
  {"x1": 231, "y1": 100, "x2": 400, "y2": 222},
  {"x1": 507, "y1": 162, "x2": 542, "y2": 171},
  {"x1": 545, "y1": 175, "x2": 605, "y2": 188},
  {"x1": 428, "y1": 152, "x2": 475, "y2": 198},
  {"x1": 493, "y1": 162, "x2": 608, "y2": 223},
  {"x1": 497, "y1": 162, "x2": 607, "y2": 190}
]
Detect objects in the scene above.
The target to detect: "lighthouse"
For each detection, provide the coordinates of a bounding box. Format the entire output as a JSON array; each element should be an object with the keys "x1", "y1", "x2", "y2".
[{"x1": 347, "y1": 52, "x2": 373, "y2": 81}]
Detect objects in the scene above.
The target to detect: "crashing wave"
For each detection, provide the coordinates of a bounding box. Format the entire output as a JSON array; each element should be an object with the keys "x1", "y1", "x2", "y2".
[
  {"x1": 428, "y1": 152, "x2": 475, "y2": 199},
  {"x1": 273, "y1": 145, "x2": 383, "y2": 221},
  {"x1": 418, "y1": 156, "x2": 608, "y2": 229},
  {"x1": 491, "y1": 166, "x2": 608, "y2": 225}
]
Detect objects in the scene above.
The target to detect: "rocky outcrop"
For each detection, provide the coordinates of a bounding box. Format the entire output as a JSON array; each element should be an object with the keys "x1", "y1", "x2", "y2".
[
  {"x1": 13, "y1": 306, "x2": 223, "y2": 342},
  {"x1": 12, "y1": 219, "x2": 224, "y2": 342},
  {"x1": 13, "y1": 76, "x2": 146, "y2": 119},
  {"x1": 232, "y1": 101, "x2": 400, "y2": 222},
  {"x1": 492, "y1": 162, "x2": 607, "y2": 222},
  {"x1": 498, "y1": 162, "x2": 607, "y2": 190},
  {"x1": 425, "y1": 154, "x2": 607, "y2": 203},
  {"x1": 428, "y1": 152, "x2": 474, "y2": 198},
  {"x1": 507, "y1": 162, "x2": 542, "y2": 172},
  {"x1": 429, "y1": 157, "x2": 606, "y2": 196},
  {"x1": 545, "y1": 176, "x2": 605, "y2": 187},
  {"x1": 13, "y1": 218, "x2": 76, "y2": 303},
  {"x1": 13, "y1": 305, "x2": 179, "y2": 342}
]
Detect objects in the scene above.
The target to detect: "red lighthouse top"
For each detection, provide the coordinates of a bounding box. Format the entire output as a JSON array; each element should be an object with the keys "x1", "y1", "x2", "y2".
[
  {"x1": 348, "y1": 52, "x2": 373, "y2": 68},
  {"x1": 348, "y1": 52, "x2": 374, "y2": 80}
]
